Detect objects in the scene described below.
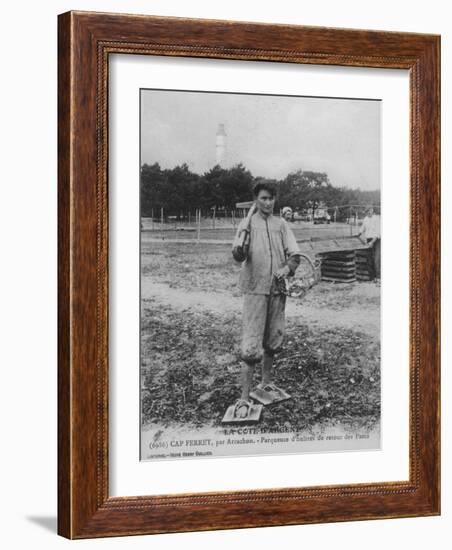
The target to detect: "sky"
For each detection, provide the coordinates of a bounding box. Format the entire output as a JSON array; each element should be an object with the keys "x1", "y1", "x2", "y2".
[{"x1": 141, "y1": 89, "x2": 380, "y2": 191}]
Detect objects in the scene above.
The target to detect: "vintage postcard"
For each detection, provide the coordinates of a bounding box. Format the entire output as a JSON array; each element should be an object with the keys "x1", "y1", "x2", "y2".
[{"x1": 140, "y1": 89, "x2": 381, "y2": 461}]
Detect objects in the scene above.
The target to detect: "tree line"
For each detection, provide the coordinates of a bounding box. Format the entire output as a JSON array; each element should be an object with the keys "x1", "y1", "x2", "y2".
[{"x1": 141, "y1": 162, "x2": 380, "y2": 220}]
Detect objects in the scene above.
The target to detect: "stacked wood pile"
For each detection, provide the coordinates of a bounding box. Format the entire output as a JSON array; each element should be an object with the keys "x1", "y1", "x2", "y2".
[
  {"x1": 355, "y1": 248, "x2": 375, "y2": 281},
  {"x1": 295, "y1": 235, "x2": 375, "y2": 284},
  {"x1": 319, "y1": 250, "x2": 357, "y2": 283}
]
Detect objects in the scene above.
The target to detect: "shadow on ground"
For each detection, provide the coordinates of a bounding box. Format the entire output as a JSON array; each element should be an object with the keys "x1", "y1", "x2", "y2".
[{"x1": 26, "y1": 516, "x2": 57, "y2": 533}]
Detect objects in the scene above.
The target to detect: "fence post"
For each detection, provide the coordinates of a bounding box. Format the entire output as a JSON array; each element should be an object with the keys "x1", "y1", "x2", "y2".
[
  {"x1": 161, "y1": 207, "x2": 164, "y2": 231},
  {"x1": 197, "y1": 209, "x2": 201, "y2": 243}
]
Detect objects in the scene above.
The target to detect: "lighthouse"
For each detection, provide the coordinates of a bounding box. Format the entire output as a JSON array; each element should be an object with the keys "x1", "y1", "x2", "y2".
[{"x1": 215, "y1": 123, "x2": 227, "y2": 167}]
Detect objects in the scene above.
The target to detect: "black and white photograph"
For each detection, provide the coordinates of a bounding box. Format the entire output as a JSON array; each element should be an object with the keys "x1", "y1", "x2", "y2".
[
  {"x1": 2, "y1": 0, "x2": 446, "y2": 546},
  {"x1": 140, "y1": 89, "x2": 381, "y2": 461}
]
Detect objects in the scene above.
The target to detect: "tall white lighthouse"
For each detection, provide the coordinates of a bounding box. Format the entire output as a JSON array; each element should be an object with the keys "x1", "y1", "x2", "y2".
[{"x1": 215, "y1": 123, "x2": 227, "y2": 167}]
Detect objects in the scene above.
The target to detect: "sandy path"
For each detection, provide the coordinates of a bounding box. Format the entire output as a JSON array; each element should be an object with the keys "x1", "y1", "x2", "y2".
[{"x1": 142, "y1": 280, "x2": 379, "y2": 338}]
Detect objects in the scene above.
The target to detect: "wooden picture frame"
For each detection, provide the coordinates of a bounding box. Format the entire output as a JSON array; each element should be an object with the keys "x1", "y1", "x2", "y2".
[{"x1": 58, "y1": 11, "x2": 440, "y2": 539}]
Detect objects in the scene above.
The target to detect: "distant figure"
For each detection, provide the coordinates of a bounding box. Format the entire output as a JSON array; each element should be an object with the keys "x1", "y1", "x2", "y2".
[
  {"x1": 282, "y1": 206, "x2": 293, "y2": 223},
  {"x1": 359, "y1": 207, "x2": 381, "y2": 280}
]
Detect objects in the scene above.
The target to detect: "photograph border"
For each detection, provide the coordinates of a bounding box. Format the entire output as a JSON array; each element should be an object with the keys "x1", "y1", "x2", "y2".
[{"x1": 58, "y1": 11, "x2": 440, "y2": 538}]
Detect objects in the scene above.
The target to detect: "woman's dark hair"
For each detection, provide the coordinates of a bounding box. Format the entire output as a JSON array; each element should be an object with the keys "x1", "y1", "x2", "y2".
[{"x1": 253, "y1": 180, "x2": 277, "y2": 198}]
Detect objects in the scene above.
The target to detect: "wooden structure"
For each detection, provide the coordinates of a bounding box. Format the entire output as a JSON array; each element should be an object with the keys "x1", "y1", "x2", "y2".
[
  {"x1": 320, "y1": 250, "x2": 357, "y2": 282},
  {"x1": 296, "y1": 235, "x2": 374, "y2": 283}
]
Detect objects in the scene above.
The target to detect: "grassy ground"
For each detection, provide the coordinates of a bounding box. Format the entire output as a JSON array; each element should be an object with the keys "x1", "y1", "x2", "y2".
[
  {"x1": 141, "y1": 243, "x2": 241, "y2": 294},
  {"x1": 141, "y1": 242, "x2": 319, "y2": 295},
  {"x1": 141, "y1": 302, "x2": 380, "y2": 433},
  {"x1": 141, "y1": 241, "x2": 380, "y2": 433}
]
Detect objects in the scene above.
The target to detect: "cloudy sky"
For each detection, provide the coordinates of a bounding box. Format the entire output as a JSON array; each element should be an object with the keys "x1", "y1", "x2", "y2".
[{"x1": 141, "y1": 89, "x2": 380, "y2": 191}]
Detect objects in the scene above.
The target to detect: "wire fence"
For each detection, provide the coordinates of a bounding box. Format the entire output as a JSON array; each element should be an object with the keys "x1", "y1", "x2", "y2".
[{"x1": 141, "y1": 204, "x2": 380, "y2": 243}]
